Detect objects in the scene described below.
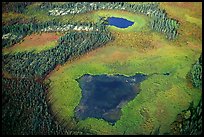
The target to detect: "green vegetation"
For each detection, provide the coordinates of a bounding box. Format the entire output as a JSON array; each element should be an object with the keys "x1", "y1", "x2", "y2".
[
  {"x1": 2, "y1": 2, "x2": 202, "y2": 135},
  {"x1": 93, "y1": 10, "x2": 149, "y2": 32},
  {"x1": 3, "y1": 23, "x2": 112, "y2": 78},
  {"x1": 37, "y1": 2, "x2": 179, "y2": 39},
  {"x1": 185, "y1": 14, "x2": 202, "y2": 28},
  {"x1": 170, "y1": 100, "x2": 202, "y2": 135},
  {"x1": 190, "y1": 53, "x2": 202, "y2": 88},
  {"x1": 47, "y1": 41, "x2": 201, "y2": 134},
  {"x1": 2, "y1": 77, "x2": 93, "y2": 135},
  {"x1": 150, "y1": 17, "x2": 179, "y2": 40}
]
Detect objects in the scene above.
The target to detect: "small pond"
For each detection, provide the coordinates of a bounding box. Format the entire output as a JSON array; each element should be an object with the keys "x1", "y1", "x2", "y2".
[
  {"x1": 74, "y1": 73, "x2": 147, "y2": 124},
  {"x1": 106, "y1": 17, "x2": 134, "y2": 28}
]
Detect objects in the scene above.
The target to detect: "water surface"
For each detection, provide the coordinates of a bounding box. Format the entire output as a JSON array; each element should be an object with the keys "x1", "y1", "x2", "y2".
[
  {"x1": 107, "y1": 17, "x2": 134, "y2": 28},
  {"x1": 74, "y1": 73, "x2": 147, "y2": 124}
]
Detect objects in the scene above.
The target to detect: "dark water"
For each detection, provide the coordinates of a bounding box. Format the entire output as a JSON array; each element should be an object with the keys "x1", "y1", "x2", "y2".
[
  {"x1": 107, "y1": 17, "x2": 134, "y2": 28},
  {"x1": 74, "y1": 73, "x2": 147, "y2": 124}
]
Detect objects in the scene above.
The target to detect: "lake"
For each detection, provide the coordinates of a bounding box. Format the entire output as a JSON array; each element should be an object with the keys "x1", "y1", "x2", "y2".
[
  {"x1": 107, "y1": 17, "x2": 134, "y2": 28},
  {"x1": 74, "y1": 73, "x2": 147, "y2": 124}
]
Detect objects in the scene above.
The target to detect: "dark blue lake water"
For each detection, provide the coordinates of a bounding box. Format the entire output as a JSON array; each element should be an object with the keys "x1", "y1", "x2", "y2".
[
  {"x1": 74, "y1": 74, "x2": 147, "y2": 124},
  {"x1": 107, "y1": 17, "x2": 134, "y2": 28}
]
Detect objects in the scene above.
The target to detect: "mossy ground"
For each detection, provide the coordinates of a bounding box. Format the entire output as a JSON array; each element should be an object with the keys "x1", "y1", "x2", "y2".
[
  {"x1": 92, "y1": 10, "x2": 149, "y2": 32},
  {"x1": 2, "y1": 2, "x2": 202, "y2": 135},
  {"x1": 46, "y1": 37, "x2": 201, "y2": 134},
  {"x1": 45, "y1": 2, "x2": 201, "y2": 135}
]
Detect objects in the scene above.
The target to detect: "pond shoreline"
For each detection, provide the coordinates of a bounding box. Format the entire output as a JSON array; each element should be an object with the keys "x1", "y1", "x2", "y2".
[{"x1": 74, "y1": 73, "x2": 147, "y2": 124}]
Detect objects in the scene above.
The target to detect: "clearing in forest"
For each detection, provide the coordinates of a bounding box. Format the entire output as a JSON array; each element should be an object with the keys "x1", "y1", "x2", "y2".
[
  {"x1": 46, "y1": 2, "x2": 202, "y2": 135},
  {"x1": 2, "y1": 32, "x2": 62, "y2": 54}
]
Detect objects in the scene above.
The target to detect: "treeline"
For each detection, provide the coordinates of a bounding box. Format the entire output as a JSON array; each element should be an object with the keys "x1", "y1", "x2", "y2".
[
  {"x1": 2, "y1": 77, "x2": 94, "y2": 135},
  {"x1": 2, "y1": 20, "x2": 62, "y2": 48},
  {"x1": 2, "y1": 20, "x2": 102, "y2": 48},
  {"x1": 190, "y1": 53, "x2": 202, "y2": 88},
  {"x1": 150, "y1": 17, "x2": 179, "y2": 40},
  {"x1": 2, "y1": 23, "x2": 112, "y2": 78},
  {"x1": 171, "y1": 100, "x2": 202, "y2": 135},
  {"x1": 39, "y1": 2, "x2": 179, "y2": 40},
  {"x1": 2, "y1": 20, "x2": 110, "y2": 135},
  {"x1": 2, "y1": 23, "x2": 32, "y2": 48},
  {"x1": 39, "y1": 2, "x2": 161, "y2": 16}
]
